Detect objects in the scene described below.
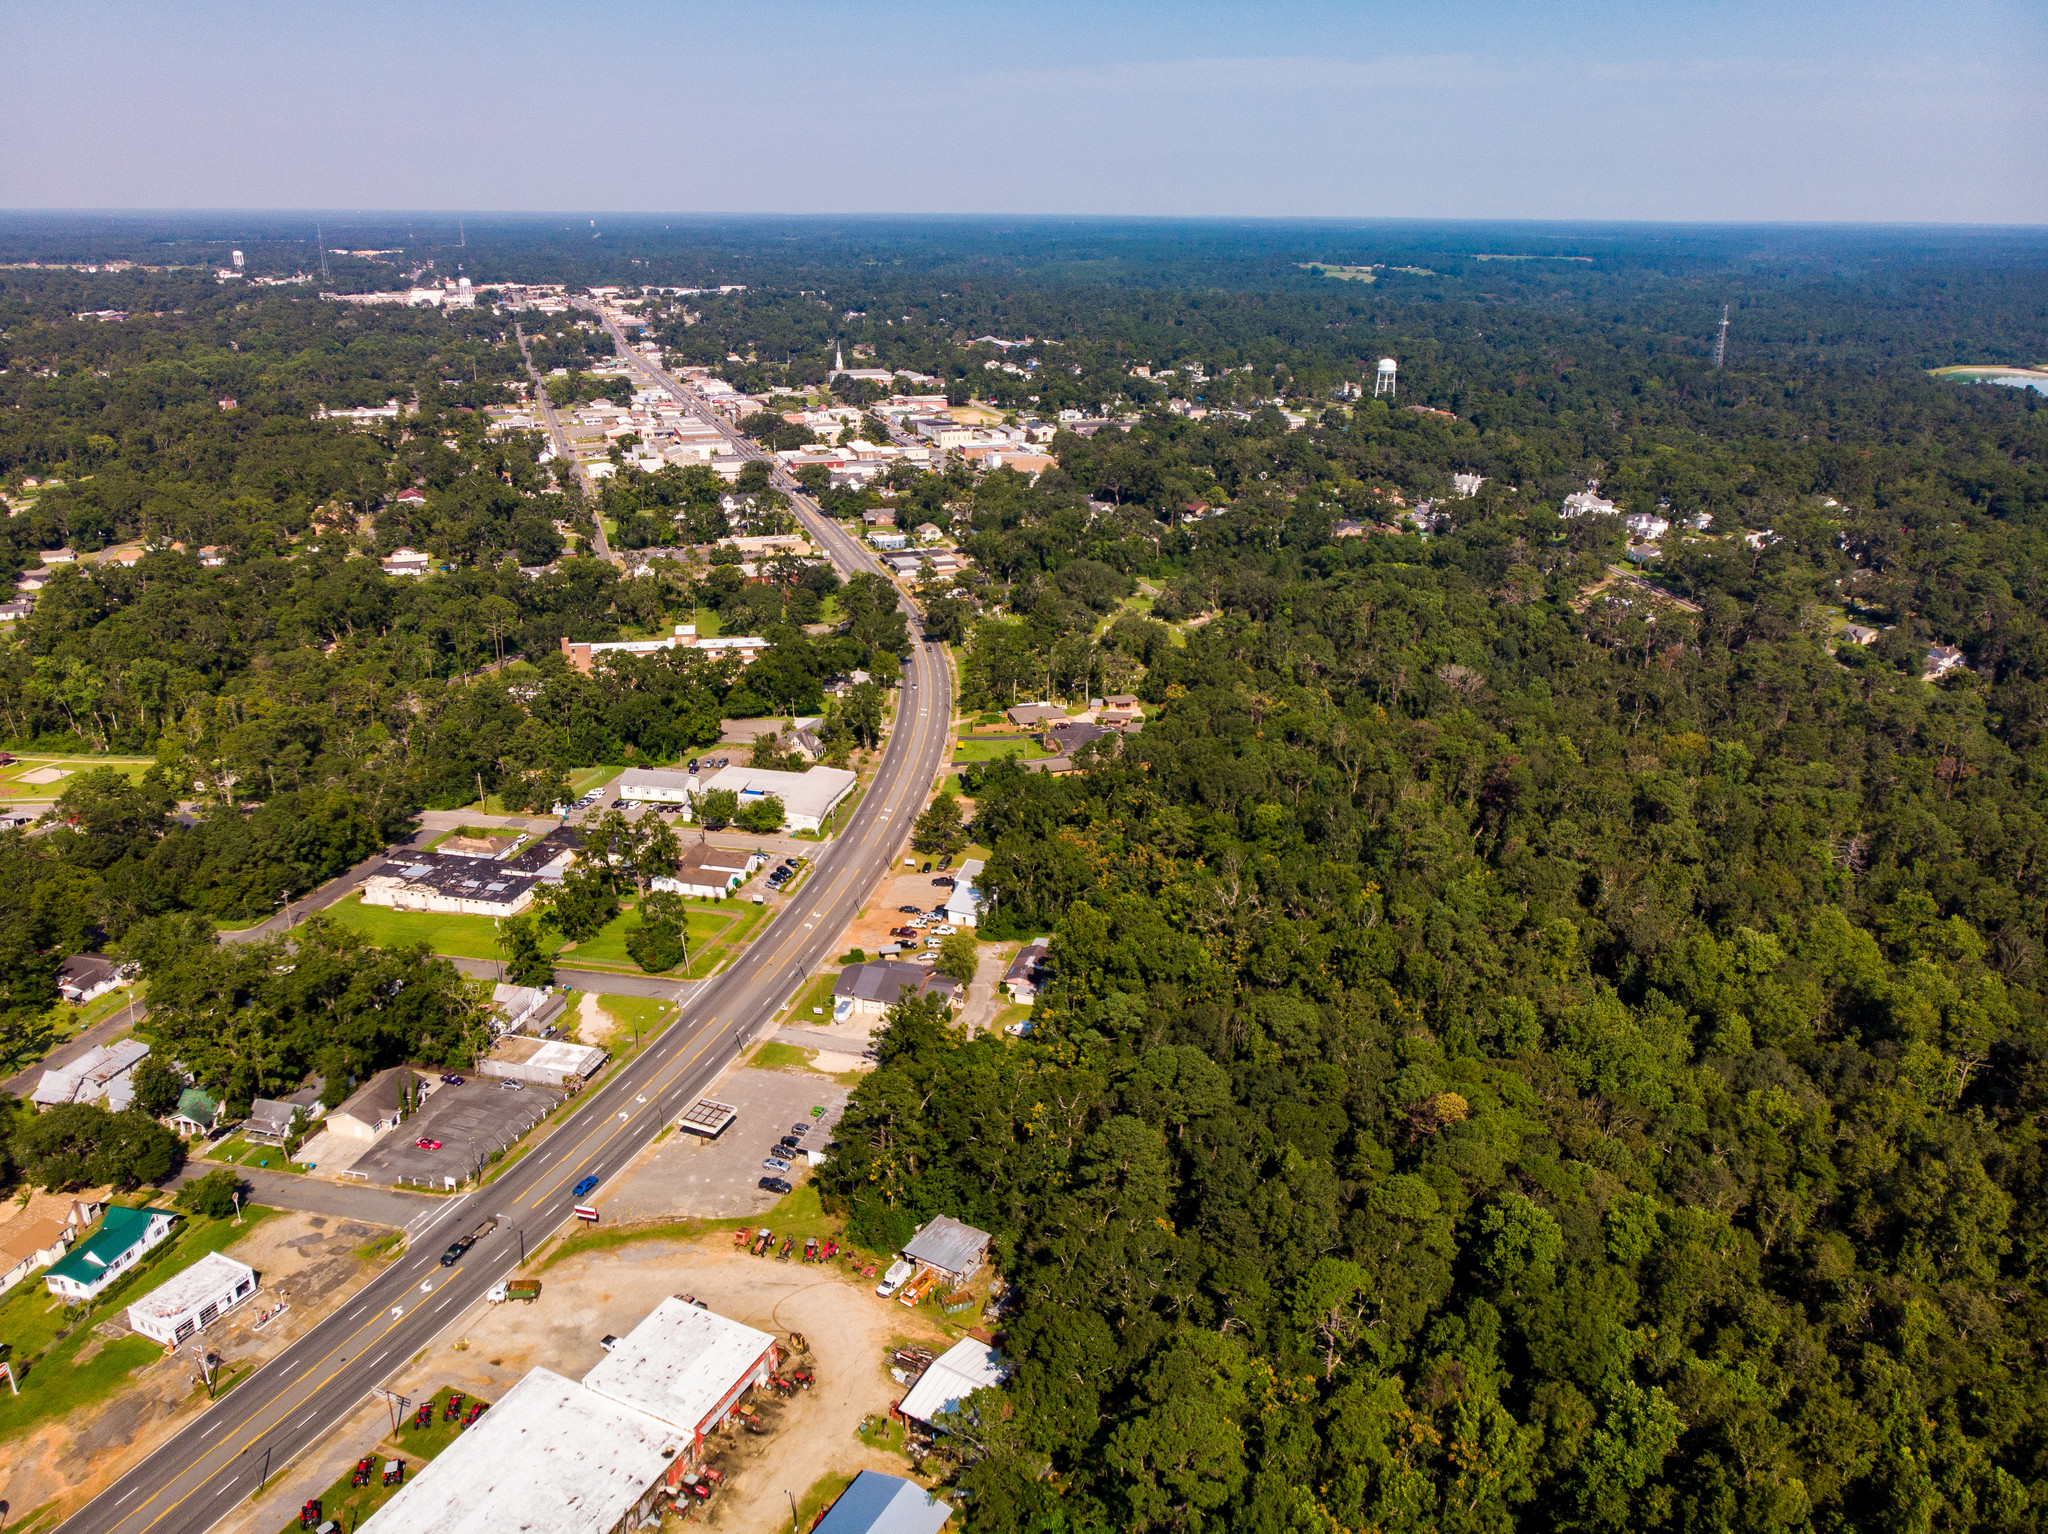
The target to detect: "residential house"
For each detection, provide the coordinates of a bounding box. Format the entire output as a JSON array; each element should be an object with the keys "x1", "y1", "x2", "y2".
[
  {"x1": 1452, "y1": 473, "x2": 1486, "y2": 497},
  {"x1": 1926, "y1": 644, "x2": 1969, "y2": 680},
  {"x1": 0, "y1": 1188, "x2": 107, "y2": 1295},
  {"x1": 1003, "y1": 702, "x2": 1066, "y2": 728},
  {"x1": 1002, "y1": 942, "x2": 1050, "y2": 1004},
  {"x1": 58, "y1": 952, "x2": 133, "y2": 1004},
  {"x1": 381, "y1": 548, "x2": 432, "y2": 577},
  {"x1": 167, "y1": 1087, "x2": 221, "y2": 1139},
  {"x1": 32, "y1": 1037, "x2": 150, "y2": 1110},
  {"x1": 44, "y1": 1204, "x2": 179, "y2": 1304},
  {"x1": 1560, "y1": 490, "x2": 1618, "y2": 519},
  {"x1": 652, "y1": 843, "x2": 765, "y2": 900}
]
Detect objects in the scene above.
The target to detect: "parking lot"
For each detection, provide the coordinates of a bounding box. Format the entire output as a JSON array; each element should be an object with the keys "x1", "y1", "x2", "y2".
[
  {"x1": 349, "y1": 1077, "x2": 567, "y2": 1188},
  {"x1": 602, "y1": 1066, "x2": 848, "y2": 1221}
]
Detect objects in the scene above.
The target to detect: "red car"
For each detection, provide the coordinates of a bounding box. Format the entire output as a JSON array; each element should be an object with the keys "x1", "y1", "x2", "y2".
[{"x1": 414, "y1": 1137, "x2": 443, "y2": 1151}]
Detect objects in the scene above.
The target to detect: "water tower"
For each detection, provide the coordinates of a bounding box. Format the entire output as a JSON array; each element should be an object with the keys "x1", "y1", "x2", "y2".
[
  {"x1": 231, "y1": 249, "x2": 244, "y2": 270},
  {"x1": 1374, "y1": 357, "x2": 1398, "y2": 398}
]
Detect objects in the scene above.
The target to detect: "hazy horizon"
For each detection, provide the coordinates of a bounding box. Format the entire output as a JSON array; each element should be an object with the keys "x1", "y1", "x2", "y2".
[{"x1": 5, "y1": 0, "x2": 2042, "y2": 223}]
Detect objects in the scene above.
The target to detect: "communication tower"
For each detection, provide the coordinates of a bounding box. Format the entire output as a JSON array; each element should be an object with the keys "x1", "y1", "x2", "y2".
[
  {"x1": 1714, "y1": 304, "x2": 1730, "y2": 370},
  {"x1": 316, "y1": 225, "x2": 328, "y2": 280},
  {"x1": 1374, "y1": 357, "x2": 1398, "y2": 399}
]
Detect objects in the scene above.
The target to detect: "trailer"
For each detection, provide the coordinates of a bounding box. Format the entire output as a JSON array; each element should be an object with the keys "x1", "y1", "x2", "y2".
[{"x1": 488, "y1": 1279, "x2": 542, "y2": 1304}]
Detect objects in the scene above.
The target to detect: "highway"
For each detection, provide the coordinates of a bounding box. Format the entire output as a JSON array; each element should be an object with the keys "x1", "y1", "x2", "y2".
[{"x1": 57, "y1": 321, "x2": 953, "y2": 1534}]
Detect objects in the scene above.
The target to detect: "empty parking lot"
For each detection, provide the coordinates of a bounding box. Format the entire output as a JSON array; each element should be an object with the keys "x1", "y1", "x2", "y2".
[{"x1": 603, "y1": 1066, "x2": 848, "y2": 1221}]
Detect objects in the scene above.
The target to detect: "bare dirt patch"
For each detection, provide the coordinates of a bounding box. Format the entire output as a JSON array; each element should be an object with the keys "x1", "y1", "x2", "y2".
[{"x1": 0, "y1": 1211, "x2": 399, "y2": 1528}]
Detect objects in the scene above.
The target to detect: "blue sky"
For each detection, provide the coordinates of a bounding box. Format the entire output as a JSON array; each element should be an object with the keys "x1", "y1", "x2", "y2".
[{"x1": 4, "y1": 0, "x2": 2041, "y2": 220}]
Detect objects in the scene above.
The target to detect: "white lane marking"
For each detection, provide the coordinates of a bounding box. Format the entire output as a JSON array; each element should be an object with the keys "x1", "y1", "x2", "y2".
[{"x1": 119, "y1": 1486, "x2": 141, "y2": 1502}]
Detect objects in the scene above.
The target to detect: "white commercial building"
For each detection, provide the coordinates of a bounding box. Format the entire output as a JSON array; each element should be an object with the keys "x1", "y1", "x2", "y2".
[
  {"x1": 618, "y1": 764, "x2": 856, "y2": 834},
  {"x1": 127, "y1": 1251, "x2": 258, "y2": 1345},
  {"x1": 582, "y1": 1298, "x2": 780, "y2": 1459},
  {"x1": 944, "y1": 860, "x2": 985, "y2": 928},
  {"x1": 359, "y1": 1367, "x2": 692, "y2": 1534},
  {"x1": 359, "y1": 1300, "x2": 779, "y2": 1534}
]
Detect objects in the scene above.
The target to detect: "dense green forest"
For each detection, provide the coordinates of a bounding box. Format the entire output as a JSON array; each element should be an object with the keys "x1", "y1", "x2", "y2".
[{"x1": 5, "y1": 217, "x2": 2048, "y2": 1530}]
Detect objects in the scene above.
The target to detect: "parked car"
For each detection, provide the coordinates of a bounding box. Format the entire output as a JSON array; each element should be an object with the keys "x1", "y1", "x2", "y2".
[
  {"x1": 779, "y1": 1135, "x2": 802, "y2": 1151},
  {"x1": 687, "y1": 758, "x2": 699, "y2": 771},
  {"x1": 891, "y1": 926, "x2": 917, "y2": 939},
  {"x1": 875, "y1": 1258, "x2": 915, "y2": 1298},
  {"x1": 573, "y1": 1174, "x2": 600, "y2": 1198},
  {"x1": 921, "y1": 862, "x2": 933, "y2": 873},
  {"x1": 439, "y1": 1074, "x2": 464, "y2": 1086},
  {"x1": 899, "y1": 905, "x2": 922, "y2": 914},
  {"x1": 759, "y1": 1176, "x2": 793, "y2": 1195},
  {"x1": 933, "y1": 925, "x2": 958, "y2": 937},
  {"x1": 938, "y1": 855, "x2": 952, "y2": 870},
  {"x1": 414, "y1": 1137, "x2": 443, "y2": 1151},
  {"x1": 762, "y1": 1156, "x2": 793, "y2": 1173},
  {"x1": 788, "y1": 1123, "x2": 811, "y2": 1137},
  {"x1": 500, "y1": 1080, "x2": 525, "y2": 1091}
]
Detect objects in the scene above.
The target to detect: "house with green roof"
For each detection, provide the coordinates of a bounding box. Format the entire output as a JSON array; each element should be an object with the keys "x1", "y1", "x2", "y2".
[
  {"x1": 168, "y1": 1086, "x2": 221, "y2": 1139},
  {"x1": 44, "y1": 1205, "x2": 177, "y2": 1303}
]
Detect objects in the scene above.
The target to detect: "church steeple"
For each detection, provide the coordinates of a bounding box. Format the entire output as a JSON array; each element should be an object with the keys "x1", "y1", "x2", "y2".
[{"x1": 833, "y1": 342, "x2": 844, "y2": 374}]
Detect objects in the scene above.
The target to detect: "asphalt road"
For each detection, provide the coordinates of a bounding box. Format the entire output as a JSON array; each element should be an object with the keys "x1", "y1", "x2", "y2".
[
  {"x1": 513, "y1": 322, "x2": 611, "y2": 560},
  {"x1": 56, "y1": 363, "x2": 953, "y2": 1534}
]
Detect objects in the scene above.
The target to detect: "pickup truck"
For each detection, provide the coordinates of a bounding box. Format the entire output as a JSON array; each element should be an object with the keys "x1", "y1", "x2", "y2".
[
  {"x1": 441, "y1": 1217, "x2": 499, "y2": 1267},
  {"x1": 488, "y1": 1279, "x2": 542, "y2": 1304}
]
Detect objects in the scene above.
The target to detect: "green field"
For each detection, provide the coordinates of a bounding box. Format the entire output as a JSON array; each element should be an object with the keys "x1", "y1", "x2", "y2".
[
  {"x1": 559, "y1": 898, "x2": 736, "y2": 973},
  {"x1": 0, "y1": 754, "x2": 156, "y2": 799},
  {"x1": 323, "y1": 894, "x2": 523, "y2": 962},
  {"x1": 0, "y1": 1203, "x2": 279, "y2": 1441},
  {"x1": 950, "y1": 736, "x2": 1054, "y2": 764}
]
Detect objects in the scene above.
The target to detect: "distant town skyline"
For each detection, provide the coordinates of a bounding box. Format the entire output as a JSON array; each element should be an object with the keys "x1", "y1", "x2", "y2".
[{"x1": 4, "y1": 0, "x2": 2042, "y2": 222}]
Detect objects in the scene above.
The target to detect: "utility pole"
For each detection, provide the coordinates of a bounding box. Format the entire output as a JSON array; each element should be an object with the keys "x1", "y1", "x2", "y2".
[{"x1": 1714, "y1": 304, "x2": 1730, "y2": 370}]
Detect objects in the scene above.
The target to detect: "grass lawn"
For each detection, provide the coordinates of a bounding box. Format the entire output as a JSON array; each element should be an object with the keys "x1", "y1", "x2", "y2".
[
  {"x1": 561, "y1": 898, "x2": 737, "y2": 973},
  {"x1": 322, "y1": 893, "x2": 524, "y2": 963},
  {"x1": 562, "y1": 762, "x2": 630, "y2": 798},
  {"x1": 950, "y1": 737, "x2": 1053, "y2": 764},
  {"x1": 274, "y1": 1385, "x2": 487, "y2": 1534},
  {"x1": 779, "y1": 972, "x2": 840, "y2": 1025},
  {"x1": 992, "y1": 1002, "x2": 1035, "y2": 1035},
  {"x1": 795, "y1": 1472, "x2": 859, "y2": 1531},
  {"x1": 0, "y1": 1203, "x2": 279, "y2": 1442},
  {"x1": 202, "y1": 1133, "x2": 302, "y2": 1174},
  {"x1": 582, "y1": 993, "x2": 675, "y2": 1048}
]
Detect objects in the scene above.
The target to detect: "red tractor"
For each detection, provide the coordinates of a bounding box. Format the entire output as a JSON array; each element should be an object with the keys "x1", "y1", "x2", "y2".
[
  {"x1": 442, "y1": 1391, "x2": 465, "y2": 1423},
  {"x1": 410, "y1": 1404, "x2": 433, "y2": 1430},
  {"x1": 463, "y1": 1400, "x2": 488, "y2": 1427},
  {"x1": 382, "y1": 1459, "x2": 405, "y2": 1487},
  {"x1": 350, "y1": 1457, "x2": 375, "y2": 1488},
  {"x1": 299, "y1": 1501, "x2": 320, "y2": 1529}
]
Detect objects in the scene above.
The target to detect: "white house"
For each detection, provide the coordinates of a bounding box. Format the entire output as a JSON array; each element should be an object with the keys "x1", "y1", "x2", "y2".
[
  {"x1": 127, "y1": 1251, "x2": 258, "y2": 1345},
  {"x1": 324, "y1": 1067, "x2": 415, "y2": 1142},
  {"x1": 44, "y1": 1205, "x2": 178, "y2": 1303},
  {"x1": 651, "y1": 843, "x2": 764, "y2": 900}
]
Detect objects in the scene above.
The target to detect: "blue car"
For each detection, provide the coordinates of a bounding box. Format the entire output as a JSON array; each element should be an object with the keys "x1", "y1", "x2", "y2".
[{"x1": 573, "y1": 1175, "x2": 599, "y2": 1199}]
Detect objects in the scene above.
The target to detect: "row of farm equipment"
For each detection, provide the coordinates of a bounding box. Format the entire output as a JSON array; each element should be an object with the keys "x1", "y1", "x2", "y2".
[{"x1": 733, "y1": 1227, "x2": 864, "y2": 1269}]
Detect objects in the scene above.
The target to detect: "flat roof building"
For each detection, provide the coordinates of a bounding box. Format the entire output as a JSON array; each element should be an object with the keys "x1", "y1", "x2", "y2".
[
  {"x1": 360, "y1": 857, "x2": 541, "y2": 918},
  {"x1": 581, "y1": 1297, "x2": 779, "y2": 1457},
  {"x1": 696, "y1": 764, "x2": 857, "y2": 834},
  {"x1": 357, "y1": 1367, "x2": 689, "y2": 1534},
  {"x1": 127, "y1": 1251, "x2": 257, "y2": 1345},
  {"x1": 943, "y1": 860, "x2": 985, "y2": 929}
]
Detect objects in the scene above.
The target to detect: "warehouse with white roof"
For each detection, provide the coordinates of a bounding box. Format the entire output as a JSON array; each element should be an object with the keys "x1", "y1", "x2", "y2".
[
  {"x1": 617, "y1": 763, "x2": 857, "y2": 833},
  {"x1": 357, "y1": 1298, "x2": 779, "y2": 1534}
]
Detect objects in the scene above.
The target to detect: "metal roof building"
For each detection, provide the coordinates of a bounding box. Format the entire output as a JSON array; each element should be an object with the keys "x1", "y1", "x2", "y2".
[
  {"x1": 812, "y1": 1472, "x2": 953, "y2": 1534},
  {"x1": 897, "y1": 1337, "x2": 1010, "y2": 1430},
  {"x1": 901, "y1": 1215, "x2": 992, "y2": 1284}
]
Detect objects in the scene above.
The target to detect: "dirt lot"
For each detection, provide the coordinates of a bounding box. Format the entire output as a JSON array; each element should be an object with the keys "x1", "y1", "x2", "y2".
[
  {"x1": 222, "y1": 1235, "x2": 950, "y2": 1534},
  {"x1": 0, "y1": 1211, "x2": 399, "y2": 1528},
  {"x1": 605, "y1": 1067, "x2": 849, "y2": 1223},
  {"x1": 842, "y1": 866, "x2": 962, "y2": 957}
]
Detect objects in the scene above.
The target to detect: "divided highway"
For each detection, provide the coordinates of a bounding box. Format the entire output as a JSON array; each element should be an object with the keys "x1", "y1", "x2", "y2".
[{"x1": 58, "y1": 333, "x2": 953, "y2": 1534}]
